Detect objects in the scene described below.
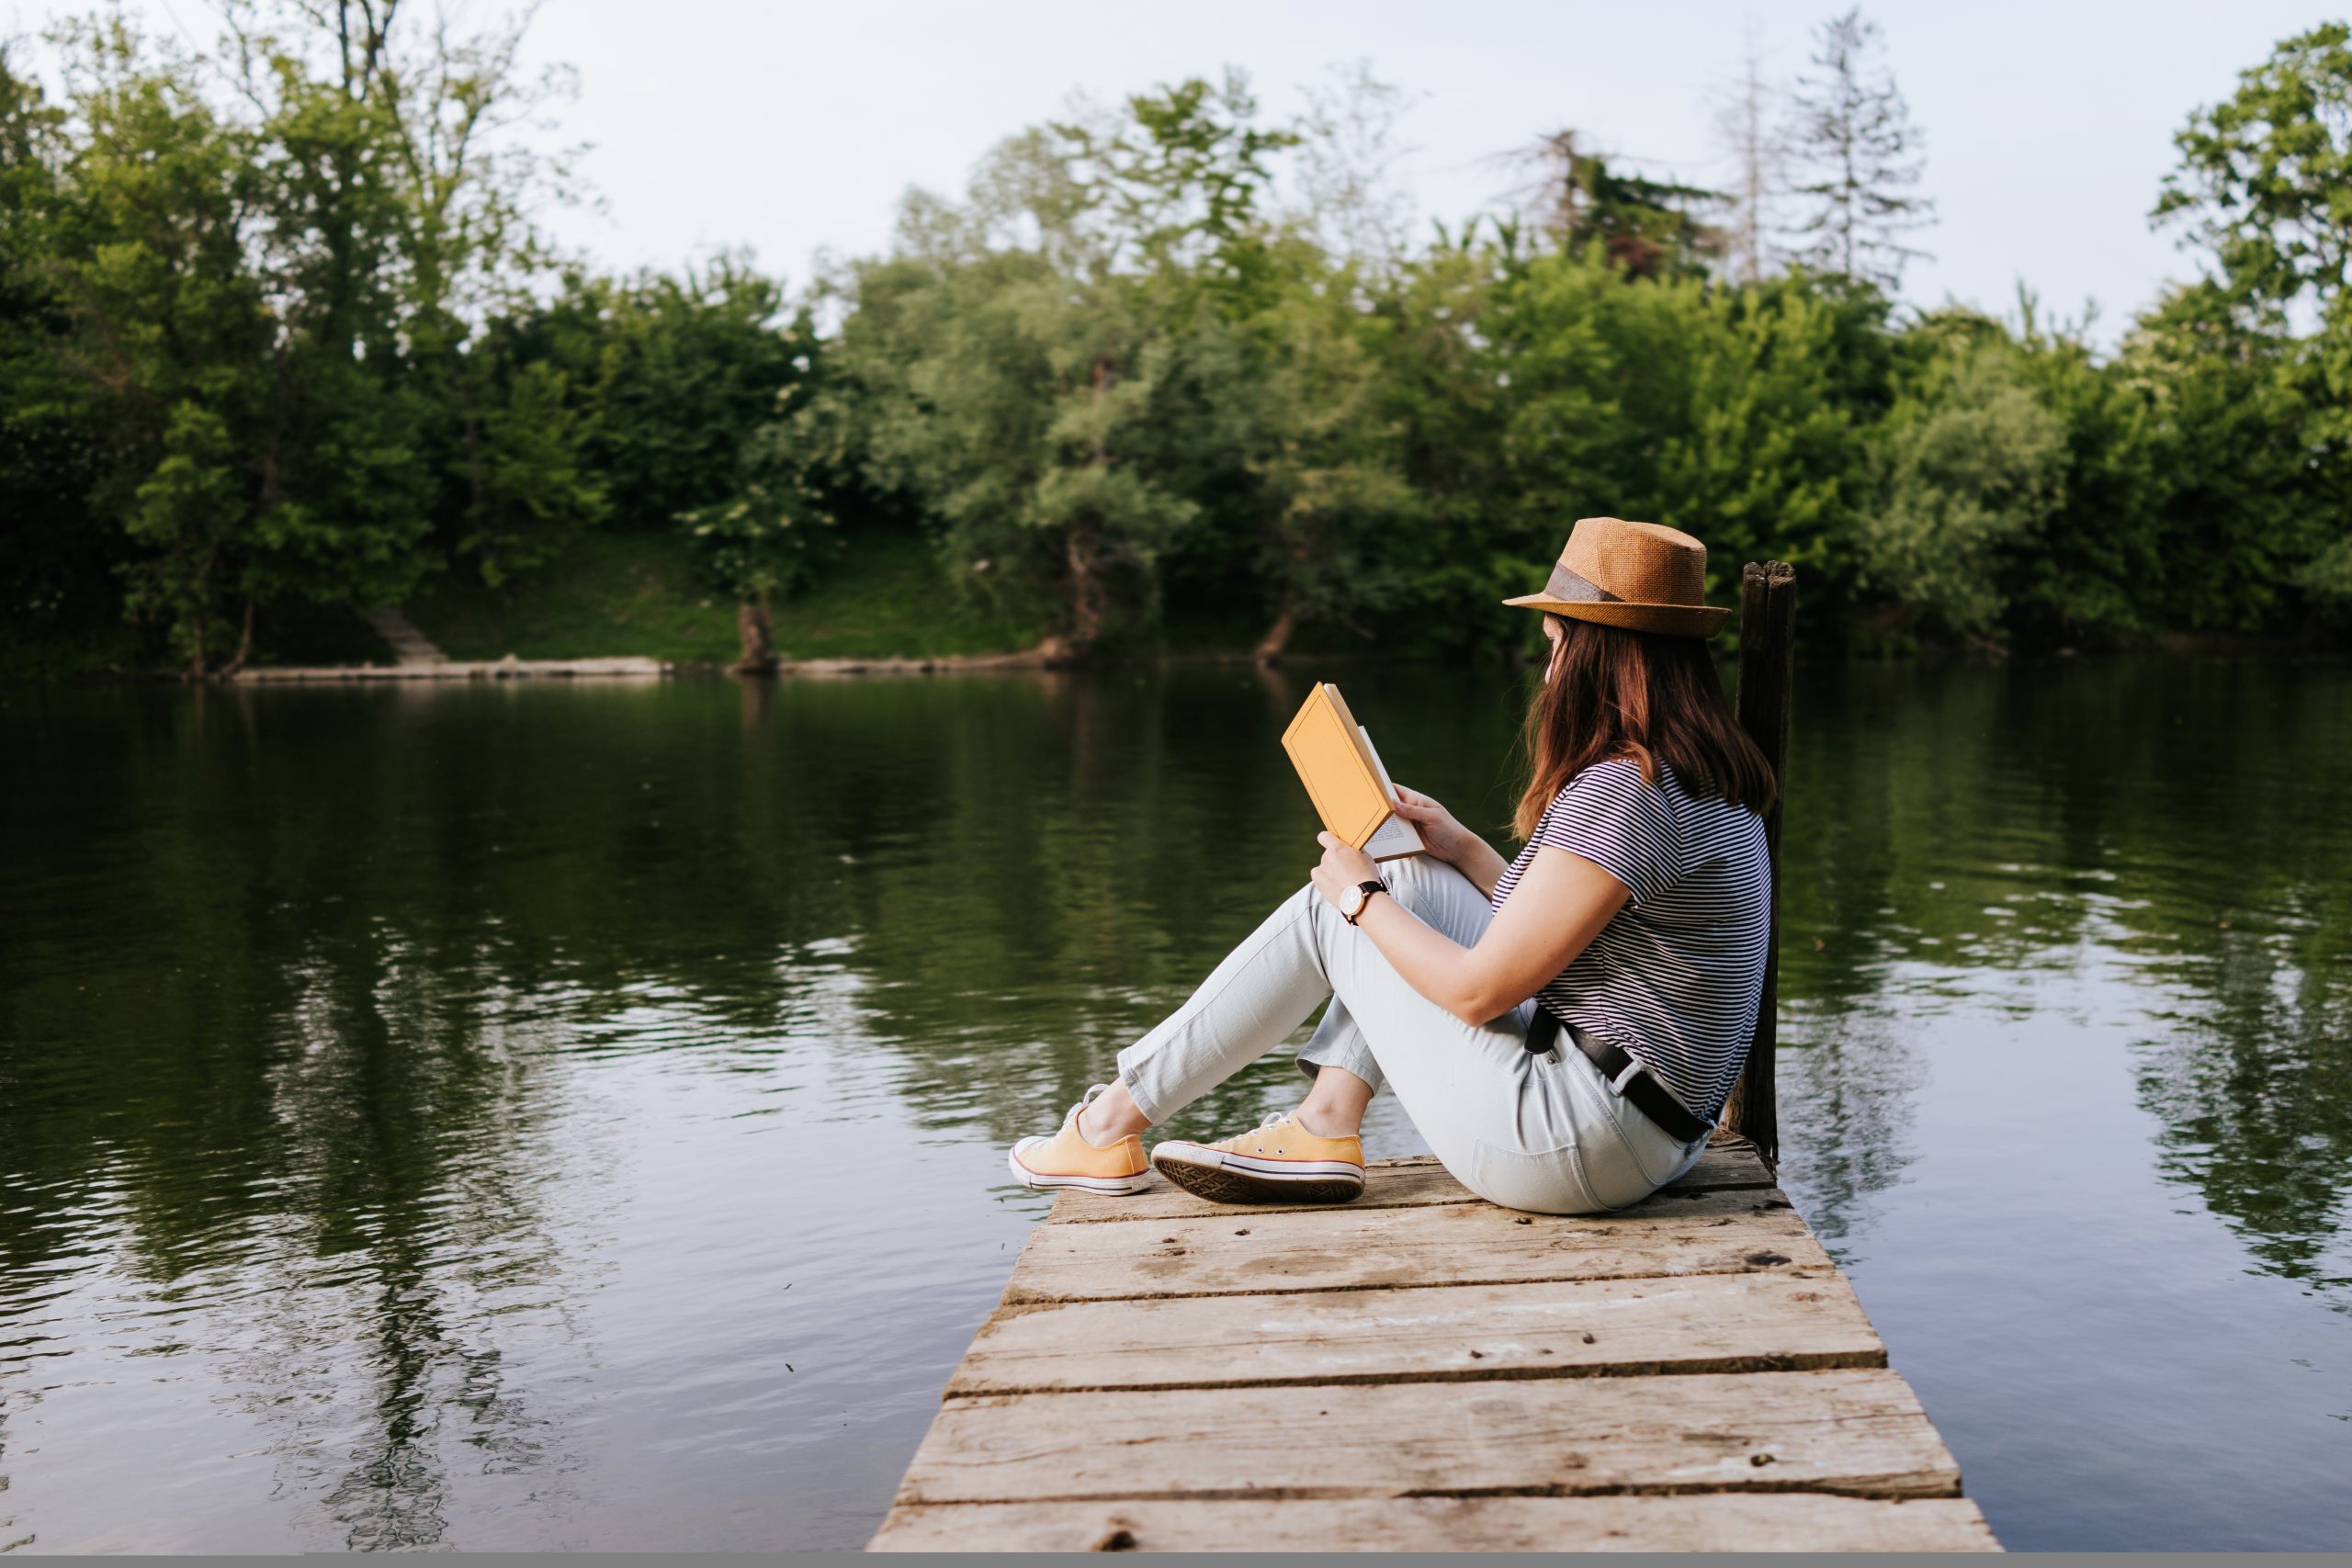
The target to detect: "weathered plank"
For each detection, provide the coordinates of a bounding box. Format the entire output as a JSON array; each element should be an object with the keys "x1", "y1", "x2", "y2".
[
  {"x1": 869, "y1": 1494, "x2": 2001, "y2": 1552},
  {"x1": 951, "y1": 1268, "x2": 1880, "y2": 1395},
  {"x1": 1006, "y1": 1186, "x2": 1823, "y2": 1304},
  {"x1": 895, "y1": 1368, "x2": 1960, "y2": 1506},
  {"x1": 1048, "y1": 1145, "x2": 1776, "y2": 1226}
]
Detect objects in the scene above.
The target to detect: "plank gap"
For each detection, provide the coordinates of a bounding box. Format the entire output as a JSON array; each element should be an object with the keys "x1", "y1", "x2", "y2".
[
  {"x1": 894, "y1": 1477, "x2": 1962, "y2": 1507},
  {"x1": 944, "y1": 1347, "x2": 1888, "y2": 1397},
  {"x1": 1046, "y1": 1148, "x2": 1780, "y2": 1226},
  {"x1": 1004, "y1": 1256, "x2": 1817, "y2": 1305},
  {"x1": 1046, "y1": 1182, "x2": 1781, "y2": 1225}
]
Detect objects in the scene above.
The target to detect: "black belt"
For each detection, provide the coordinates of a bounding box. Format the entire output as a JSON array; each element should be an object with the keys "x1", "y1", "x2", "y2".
[{"x1": 1525, "y1": 1009, "x2": 1713, "y2": 1144}]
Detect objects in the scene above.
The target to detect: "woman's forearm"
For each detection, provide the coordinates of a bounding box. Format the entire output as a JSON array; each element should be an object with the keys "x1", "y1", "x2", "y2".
[{"x1": 1350, "y1": 846, "x2": 1631, "y2": 1027}]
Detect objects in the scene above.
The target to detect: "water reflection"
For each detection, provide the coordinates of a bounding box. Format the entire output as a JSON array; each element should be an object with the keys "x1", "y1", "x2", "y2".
[
  {"x1": 1772, "y1": 659, "x2": 2352, "y2": 1304},
  {"x1": 1778, "y1": 1003, "x2": 1930, "y2": 1255},
  {"x1": 0, "y1": 656, "x2": 2346, "y2": 1549},
  {"x1": 2136, "y1": 976, "x2": 2352, "y2": 1301}
]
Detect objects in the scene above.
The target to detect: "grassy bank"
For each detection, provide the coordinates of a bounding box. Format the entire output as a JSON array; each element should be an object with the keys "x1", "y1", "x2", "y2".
[
  {"x1": 407, "y1": 530, "x2": 1048, "y2": 665},
  {"x1": 6, "y1": 528, "x2": 1357, "y2": 680}
]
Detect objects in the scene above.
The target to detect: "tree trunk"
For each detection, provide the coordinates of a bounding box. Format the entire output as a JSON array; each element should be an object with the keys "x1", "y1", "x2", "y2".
[
  {"x1": 733, "y1": 598, "x2": 777, "y2": 674},
  {"x1": 183, "y1": 538, "x2": 221, "y2": 680},
  {"x1": 1065, "y1": 525, "x2": 1103, "y2": 652},
  {"x1": 1253, "y1": 608, "x2": 1296, "y2": 664},
  {"x1": 1062, "y1": 353, "x2": 1116, "y2": 656},
  {"x1": 219, "y1": 593, "x2": 255, "y2": 678}
]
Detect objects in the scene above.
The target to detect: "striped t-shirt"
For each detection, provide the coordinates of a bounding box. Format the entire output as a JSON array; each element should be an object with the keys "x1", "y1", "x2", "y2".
[{"x1": 1489, "y1": 757, "x2": 1770, "y2": 1124}]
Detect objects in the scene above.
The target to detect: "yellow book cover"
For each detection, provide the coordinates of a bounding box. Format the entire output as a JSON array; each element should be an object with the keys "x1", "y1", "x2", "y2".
[{"x1": 1280, "y1": 683, "x2": 1428, "y2": 862}]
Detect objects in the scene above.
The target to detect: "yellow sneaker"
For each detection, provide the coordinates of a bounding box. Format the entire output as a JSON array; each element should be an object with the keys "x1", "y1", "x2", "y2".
[
  {"x1": 1008, "y1": 1084, "x2": 1151, "y2": 1194},
  {"x1": 1151, "y1": 1110, "x2": 1365, "y2": 1204}
]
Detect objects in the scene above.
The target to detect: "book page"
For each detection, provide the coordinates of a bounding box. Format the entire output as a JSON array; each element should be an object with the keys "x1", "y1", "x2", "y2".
[
  {"x1": 1357, "y1": 727, "x2": 1403, "y2": 804},
  {"x1": 1364, "y1": 811, "x2": 1427, "y2": 860},
  {"x1": 1357, "y1": 727, "x2": 1427, "y2": 858}
]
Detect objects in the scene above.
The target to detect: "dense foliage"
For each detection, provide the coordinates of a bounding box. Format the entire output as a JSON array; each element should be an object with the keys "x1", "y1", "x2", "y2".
[{"x1": 3, "y1": 7, "x2": 2347, "y2": 673}]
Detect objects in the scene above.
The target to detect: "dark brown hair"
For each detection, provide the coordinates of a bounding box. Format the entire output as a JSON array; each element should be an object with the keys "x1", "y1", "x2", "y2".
[{"x1": 1512, "y1": 614, "x2": 1777, "y2": 838}]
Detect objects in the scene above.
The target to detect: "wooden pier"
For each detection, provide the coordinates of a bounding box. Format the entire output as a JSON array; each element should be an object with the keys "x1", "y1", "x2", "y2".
[
  {"x1": 870, "y1": 561, "x2": 1987, "y2": 1551},
  {"x1": 868, "y1": 1137, "x2": 1997, "y2": 1553}
]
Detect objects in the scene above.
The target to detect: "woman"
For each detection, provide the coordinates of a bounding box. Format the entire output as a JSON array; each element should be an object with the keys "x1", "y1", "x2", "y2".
[{"x1": 1008, "y1": 516, "x2": 1776, "y2": 1214}]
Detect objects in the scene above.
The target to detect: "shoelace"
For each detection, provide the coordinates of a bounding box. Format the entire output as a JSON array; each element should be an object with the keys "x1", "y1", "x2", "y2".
[
  {"x1": 1231, "y1": 1110, "x2": 1300, "y2": 1153},
  {"x1": 1062, "y1": 1083, "x2": 1114, "y2": 1139}
]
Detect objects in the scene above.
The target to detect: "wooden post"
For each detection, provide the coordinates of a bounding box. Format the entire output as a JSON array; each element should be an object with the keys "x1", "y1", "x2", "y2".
[{"x1": 1724, "y1": 560, "x2": 1795, "y2": 1167}]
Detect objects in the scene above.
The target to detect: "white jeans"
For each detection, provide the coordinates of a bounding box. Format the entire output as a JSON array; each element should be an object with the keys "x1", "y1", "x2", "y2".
[{"x1": 1115, "y1": 854, "x2": 1713, "y2": 1214}]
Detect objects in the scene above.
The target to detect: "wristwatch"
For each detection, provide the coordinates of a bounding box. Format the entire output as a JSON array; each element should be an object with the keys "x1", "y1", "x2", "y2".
[{"x1": 1340, "y1": 878, "x2": 1388, "y2": 925}]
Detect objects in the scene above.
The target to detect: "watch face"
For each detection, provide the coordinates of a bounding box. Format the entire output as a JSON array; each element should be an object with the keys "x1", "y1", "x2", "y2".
[{"x1": 1342, "y1": 884, "x2": 1367, "y2": 919}]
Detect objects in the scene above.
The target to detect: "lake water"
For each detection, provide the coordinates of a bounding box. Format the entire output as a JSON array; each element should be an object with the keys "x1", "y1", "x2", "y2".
[{"x1": 1, "y1": 658, "x2": 2346, "y2": 1552}]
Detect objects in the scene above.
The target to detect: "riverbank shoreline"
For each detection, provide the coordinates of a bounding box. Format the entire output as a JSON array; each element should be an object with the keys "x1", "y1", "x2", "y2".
[
  {"x1": 12, "y1": 525, "x2": 2341, "y2": 687},
  {"x1": 221, "y1": 644, "x2": 1399, "y2": 684},
  {"x1": 14, "y1": 624, "x2": 2346, "y2": 689},
  {"x1": 227, "y1": 646, "x2": 1074, "y2": 682}
]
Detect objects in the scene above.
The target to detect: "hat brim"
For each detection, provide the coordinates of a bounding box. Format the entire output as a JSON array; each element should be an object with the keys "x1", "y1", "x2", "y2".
[{"x1": 1501, "y1": 593, "x2": 1731, "y2": 638}]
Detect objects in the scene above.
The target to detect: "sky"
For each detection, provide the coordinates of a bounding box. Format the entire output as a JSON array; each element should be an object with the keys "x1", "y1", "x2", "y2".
[{"x1": 9, "y1": 1, "x2": 2332, "y2": 344}]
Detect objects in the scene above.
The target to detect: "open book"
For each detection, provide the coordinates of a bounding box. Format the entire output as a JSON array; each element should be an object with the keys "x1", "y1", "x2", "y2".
[{"x1": 1280, "y1": 682, "x2": 1428, "y2": 863}]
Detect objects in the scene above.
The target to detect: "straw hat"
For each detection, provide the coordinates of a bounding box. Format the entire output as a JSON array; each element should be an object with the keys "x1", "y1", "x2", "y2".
[{"x1": 1501, "y1": 516, "x2": 1730, "y2": 637}]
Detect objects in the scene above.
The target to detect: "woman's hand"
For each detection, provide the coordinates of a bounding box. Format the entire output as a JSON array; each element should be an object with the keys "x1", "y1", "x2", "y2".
[
  {"x1": 1310, "y1": 831, "x2": 1382, "y2": 910},
  {"x1": 1390, "y1": 784, "x2": 1510, "y2": 899},
  {"x1": 1390, "y1": 784, "x2": 1476, "y2": 866}
]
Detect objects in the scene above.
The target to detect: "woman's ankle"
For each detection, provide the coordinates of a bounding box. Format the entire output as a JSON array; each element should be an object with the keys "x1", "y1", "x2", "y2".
[
  {"x1": 1077, "y1": 1082, "x2": 1150, "y2": 1147},
  {"x1": 1292, "y1": 1103, "x2": 1362, "y2": 1140},
  {"x1": 1295, "y1": 1065, "x2": 1372, "y2": 1140}
]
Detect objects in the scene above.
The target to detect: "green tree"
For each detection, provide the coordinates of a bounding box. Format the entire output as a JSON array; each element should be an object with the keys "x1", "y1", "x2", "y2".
[
  {"x1": 1859, "y1": 327, "x2": 2066, "y2": 645},
  {"x1": 2110, "y1": 283, "x2": 2317, "y2": 630},
  {"x1": 1099, "y1": 71, "x2": 1433, "y2": 659},
  {"x1": 1045, "y1": 69, "x2": 1297, "y2": 289},
  {"x1": 683, "y1": 422, "x2": 837, "y2": 671},
  {"x1": 2155, "y1": 22, "x2": 2352, "y2": 315},
  {"x1": 673, "y1": 297, "x2": 838, "y2": 671},
  {"x1": 1227, "y1": 239, "x2": 1423, "y2": 658},
  {"x1": 2000, "y1": 291, "x2": 2170, "y2": 643},
  {"x1": 35, "y1": 21, "x2": 275, "y2": 672},
  {"x1": 0, "y1": 48, "x2": 107, "y2": 673},
  {"x1": 1488, "y1": 252, "x2": 1891, "y2": 640},
  {"x1": 833, "y1": 242, "x2": 1197, "y2": 650},
  {"x1": 824, "y1": 81, "x2": 1304, "y2": 651},
  {"x1": 595, "y1": 258, "x2": 809, "y2": 529},
  {"x1": 1510, "y1": 129, "x2": 1725, "y2": 280},
  {"x1": 1349, "y1": 229, "x2": 1518, "y2": 655},
  {"x1": 11, "y1": 3, "x2": 580, "y2": 671},
  {"x1": 2154, "y1": 21, "x2": 2352, "y2": 611},
  {"x1": 446, "y1": 334, "x2": 605, "y2": 587},
  {"x1": 1654, "y1": 273, "x2": 1889, "y2": 615}
]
